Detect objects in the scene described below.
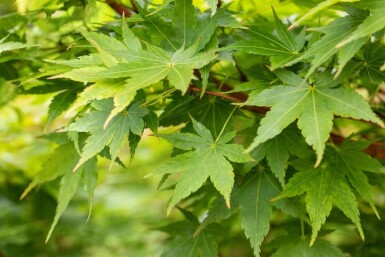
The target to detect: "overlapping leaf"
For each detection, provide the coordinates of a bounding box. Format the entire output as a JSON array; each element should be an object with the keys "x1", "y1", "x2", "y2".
[
  {"x1": 46, "y1": 157, "x2": 97, "y2": 242},
  {"x1": 160, "y1": 217, "x2": 219, "y2": 257},
  {"x1": 271, "y1": 236, "x2": 346, "y2": 257},
  {"x1": 0, "y1": 35, "x2": 34, "y2": 55},
  {"x1": 160, "y1": 93, "x2": 237, "y2": 138},
  {"x1": 286, "y1": 8, "x2": 368, "y2": 79},
  {"x1": 273, "y1": 141, "x2": 382, "y2": 245},
  {"x1": 66, "y1": 99, "x2": 148, "y2": 170},
  {"x1": 337, "y1": 7, "x2": 385, "y2": 47},
  {"x1": 52, "y1": 28, "x2": 215, "y2": 123},
  {"x1": 245, "y1": 70, "x2": 383, "y2": 166},
  {"x1": 251, "y1": 126, "x2": 310, "y2": 185},
  {"x1": 152, "y1": 118, "x2": 251, "y2": 213},
  {"x1": 224, "y1": 9, "x2": 305, "y2": 69}
]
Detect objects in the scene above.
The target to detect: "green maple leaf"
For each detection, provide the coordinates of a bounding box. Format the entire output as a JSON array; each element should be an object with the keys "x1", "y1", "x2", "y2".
[
  {"x1": 46, "y1": 88, "x2": 79, "y2": 130},
  {"x1": 46, "y1": 157, "x2": 97, "y2": 242},
  {"x1": 160, "y1": 93, "x2": 238, "y2": 138},
  {"x1": 67, "y1": 99, "x2": 148, "y2": 170},
  {"x1": 173, "y1": 0, "x2": 197, "y2": 47},
  {"x1": 271, "y1": 236, "x2": 346, "y2": 257},
  {"x1": 224, "y1": 8, "x2": 305, "y2": 69},
  {"x1": 273, "y1": 142, "x2": 380, "y2": 245},
  {"x1": 359, "y1": 42, "x2": 385, "y2": 85},
  {"x1": 245, "y1": 69, "x2": 383, "y2": 166},
  {"x1": 0, "y1": 35, "x2": 35, "y2": 55},
  {"x1": 20, "y1": 143, "x2": 79, "y2": 199},
  {"x1": 197, "y1": 167, "x2": 309, "y2": 236},
  {"x1": 337, "y1": 7, "x2": 385, "y2": 48},
  {"x1": 160, "y1": 215, "x2": 219, "y2": 257},
  {"x1": 152, "y1": 118, "x2": 252, "y2": 214},
  {"x1": 237, "y1": 171, "x2": 280, "y2": 257},
  {"x1": 333, "y1": 140, "x2": 383, "y2": 218},
  {"x1": 286, "y1": 8, "x2": 367, "y2": 79},
  {"x1": 252, "y1": 126, "x2": 310, "y2": 186},
  {"x1": 53, "y1": 34, "x2": 215, "y2": 124}
]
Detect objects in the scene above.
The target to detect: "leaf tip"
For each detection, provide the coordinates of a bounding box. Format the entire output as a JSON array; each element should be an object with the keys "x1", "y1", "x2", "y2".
[
  {"x1": 73, "y1": 163, "x2": 81, "y2": 172},
  {"x1": 288, "y1": 24, "x2": 296, "y2": 31}
]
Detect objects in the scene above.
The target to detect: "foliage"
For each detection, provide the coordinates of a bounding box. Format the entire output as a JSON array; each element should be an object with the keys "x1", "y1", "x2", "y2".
[{"x1": 1, "y1": 0, "x2": 385, "y2": 256}]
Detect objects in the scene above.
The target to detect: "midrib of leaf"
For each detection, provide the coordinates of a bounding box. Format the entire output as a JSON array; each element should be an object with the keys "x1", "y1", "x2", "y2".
[
  {"x1": 271, "y1": 53, "x2": 300, "y2": 69},
  {"x1": 317, "y1": 89, "x2": 382, "y2": 125},
  {"x1": 273, "y1": 139, "x2": 283, "y2": 182},
  {"x1": 231, "y1": 44, "x2": 294, "y2": 55},
  {"x1": 188, "y1": 237, "x2": 199, "y2": 257},
  {"x1": 248, "y1": 30, "x2": 292, "y2": 53},
  {"x1": 142, "y1": 14, "x2": 177, "y2": 51},
  {"x1": 339, "y1": 155, "x2": 379, "y2": 218},
  {"x1": 109, "y1": 115, "x2": 128, "y2": 164},
  {"x1": 146, "y1": 44, "x2": 171, "y2": 63},
  {"x1": 253, "y1": 172, "x2": 262, "y2": 249},
  {"x1": 311, "y1": 90, "x2": 322, "y2": 165},
  {"x1": 304, "y1": 32, "x2": 351, "y2": 79},
  {"x1": 266, "y1": 173, "x2": 310, "y2": 223},
  {"x1": 194, "y1": 6, "x2": 226, "y2": 46},
  {"x1": 310, "y1": 166, "x2": 330, "y2": 245},
  {"x1": 126, "y1": 53, "x2": 169, "y2": 63},
  {"x1": 183, "y1": 0, "x2": 187, "y2": 46},
  {"x1": 247, "y1": 87, "x2": 308, "y2": 105},
  {"x1": 46, "y1": 170, "x2": 82, "y2": 242},
  {"x1": 74, "y1": 113, "x2": 125, "y2": 171},
  {"x1": 213, "y1": 149, "x2": 231, "y2": 206},
  {"x1": 324, "y1": 158, "x2": 339, "y2": 202},
  {"x1": 363, "y1": 65, "x2": 383, "y2": 82},
  {"x1": 169, "y1": 148, "x2": 213, "y2": 212},
  {"x1": 171, "y1": 66, "x2": 187, "y2": 86},
  {"x1": 274, "y1": 171, "x2": 313, "y2": 200},
  {"x1": 338, "y1": 10, "x2": 385, "y2": 47},
  {"x1": 252, "y1": 91, "x2": 309, "y2": 146}
]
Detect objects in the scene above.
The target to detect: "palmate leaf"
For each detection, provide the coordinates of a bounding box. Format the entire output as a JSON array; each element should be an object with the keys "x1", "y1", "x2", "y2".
[
  {"x1": 359, "y1": 42, "x2": 385, "y2": 85},
  {"x1": 151, "y1": 118, "x2": 251, "y2": 214},
  {"x1": 53, "y1": 34, "x2": 215, "y2": 124},
  {"x1": 271, "y1": 236, "x2": 345, "y2": 257},
  {"x1": 224, "y1": 8, "x2": 305, "y2": 69},
  {"x1": 245, "y1": 70, "x2": 383, "y2": 166},
  {"x1": 272, "y1": 142, "x2": 381, "y2": 245},
  {"x1": 67, "y1": 99, "x2": 148, "y2": 170}
]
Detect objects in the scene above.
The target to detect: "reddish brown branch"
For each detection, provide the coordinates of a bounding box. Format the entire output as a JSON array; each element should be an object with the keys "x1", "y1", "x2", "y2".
[{"x1": 106, "y1": 0, "x2": 134, "y2": 16}]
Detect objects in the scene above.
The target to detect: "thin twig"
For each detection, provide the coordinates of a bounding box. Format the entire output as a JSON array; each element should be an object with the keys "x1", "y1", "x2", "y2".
[{"x1": 106, "y1": 0, "x2": 134, "y2": 16}]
